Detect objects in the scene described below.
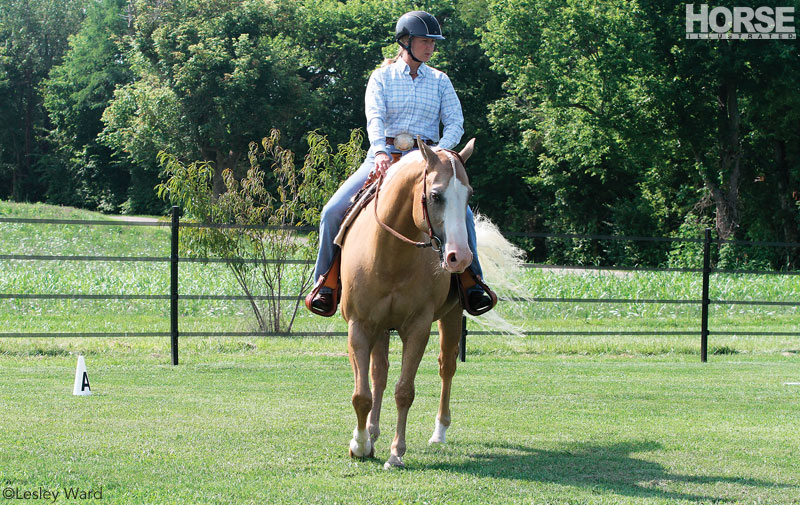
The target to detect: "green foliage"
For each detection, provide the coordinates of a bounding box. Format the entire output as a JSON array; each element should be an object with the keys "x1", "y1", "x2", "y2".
[
  {"x1": 1, "y1": 0, "x2": 799, "y2": 270},
  {"x1": 0, "y1": 0, "x2": 87, "y2": 201},
  {"x1": 101, "y1": 0, "x2": 319, "y2": 198},
  {"x1": 155, "y1": 129, "x2": 363, "y2": 332},
  {"x1": 666, "y1": 214, "x2": 713, "y2": 270},
  {"x1": 301, "y1": 128, "x2": 367, "y2": 212},
  {"x1": 483, "y1": 0, "x2": 800, "y2": 268},
  {"x1": 640, "y1": 1, "x2": 800, "y2": 244},
  {"x1": 41, "y1": 0, "x2": 134, "y2": 212},
  {"x1": 483, "y1": 0, "x2": 673, "y2": 243},
  {"x1": 0, "y1": 45, "x2": 13, "y2": 189},
  {"x1": 98, "y1": 64, "x2": 191, "y2": 165},
  {"x1": 432, "y1": 0, "x2": 525, "y2": 229},
  {"x1": 295, "y1": 0, "x2": 399, "y2": 145}
]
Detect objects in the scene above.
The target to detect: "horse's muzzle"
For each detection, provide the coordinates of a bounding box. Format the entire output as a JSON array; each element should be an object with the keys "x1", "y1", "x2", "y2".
[{"x1": 442, "y1": 248, "x2": 472, "y2": 274}]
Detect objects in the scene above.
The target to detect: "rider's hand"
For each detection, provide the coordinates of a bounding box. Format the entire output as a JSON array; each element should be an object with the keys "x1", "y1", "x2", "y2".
[{"x1": 373, "y1": 152, "x2": 392, "y2": 176}]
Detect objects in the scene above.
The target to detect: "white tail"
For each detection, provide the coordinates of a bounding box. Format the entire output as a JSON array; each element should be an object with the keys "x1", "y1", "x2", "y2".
[{"x1": 470, "y1": 213, "x2": 526, "y2": 334}]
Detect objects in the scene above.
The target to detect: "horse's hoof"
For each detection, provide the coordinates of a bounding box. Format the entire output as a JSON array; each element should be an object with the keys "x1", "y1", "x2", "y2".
[
  {"x1": 349, "y1": 448, "x2": 373, "y2": 459},
  {"x1": 349, "y1": 447, "x2": 375, "y2": 460},
  {"x1": 355, "y1": 443, "x2": 375, "y2": 459},
  {"x1": 383, "y1": 454, "x2": 405, "y2": 470},
  {"x1": 349, "y1": 438, "x2": 373, "y2": 459}
]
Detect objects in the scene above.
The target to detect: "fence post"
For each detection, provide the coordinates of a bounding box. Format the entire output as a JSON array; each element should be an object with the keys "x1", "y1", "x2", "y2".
[
  {"x1": 460, "y1": 315, "x2": 467, "y2": 362},
  {"x1": 170, "y1": 206, "x2": 181, "y2": 366},
  {"x1": 700, "y1": 227, "x2": 711, "y2": 363}
]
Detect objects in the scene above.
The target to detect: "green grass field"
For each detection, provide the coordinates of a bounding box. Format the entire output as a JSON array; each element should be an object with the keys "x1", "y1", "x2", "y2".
[
  {"x1": 2, "y1": 347, "x2": 799, "y2": 504},
  {"x1": 2, "y1": 201, "x2": 800, "y2": 504}
]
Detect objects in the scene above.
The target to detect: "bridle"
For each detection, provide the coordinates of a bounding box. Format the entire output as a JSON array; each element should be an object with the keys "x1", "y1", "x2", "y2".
[{"x1": 373, "y1": 149, "x2": 464, "y2": 258}]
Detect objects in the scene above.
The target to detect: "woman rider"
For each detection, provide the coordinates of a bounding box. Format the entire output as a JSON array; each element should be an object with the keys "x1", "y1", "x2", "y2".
[{"x1": 308, "y1": 10, "x2": 493, "y2": 314}]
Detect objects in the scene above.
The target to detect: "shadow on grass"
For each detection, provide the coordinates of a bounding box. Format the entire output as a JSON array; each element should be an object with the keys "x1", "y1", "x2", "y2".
[{"x1": 420, "y1": 440, "x2": 796, "y2": 503}]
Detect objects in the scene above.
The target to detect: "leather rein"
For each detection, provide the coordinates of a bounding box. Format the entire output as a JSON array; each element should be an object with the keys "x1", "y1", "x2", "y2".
[{"x1": 372, "y1": 149, "x2": 464, "y2": 255}]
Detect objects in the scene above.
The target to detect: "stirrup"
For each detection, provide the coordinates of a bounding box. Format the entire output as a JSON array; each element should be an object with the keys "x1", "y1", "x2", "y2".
[
  {"x1": 455, "y1": 269, "x2": 498, "y2": 316},
  {"x1": 305, "y1": 251, "x2": 341, "y2": 317}
]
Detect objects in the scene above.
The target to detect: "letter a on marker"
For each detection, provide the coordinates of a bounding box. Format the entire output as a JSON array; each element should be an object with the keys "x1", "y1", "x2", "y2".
[{"x1": 73, "y1": 355, "x2": 92, "y2": 396}]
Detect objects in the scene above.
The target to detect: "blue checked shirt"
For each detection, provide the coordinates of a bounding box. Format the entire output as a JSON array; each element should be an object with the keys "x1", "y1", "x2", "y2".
[{"x1": 365, "y1": 59, "x2": 464, "y2": 153}]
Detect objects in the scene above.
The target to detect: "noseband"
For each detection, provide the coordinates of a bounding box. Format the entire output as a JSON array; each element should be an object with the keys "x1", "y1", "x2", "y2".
[{"x1": 373, "y1": 149, "x2": 464, "y2": 257}]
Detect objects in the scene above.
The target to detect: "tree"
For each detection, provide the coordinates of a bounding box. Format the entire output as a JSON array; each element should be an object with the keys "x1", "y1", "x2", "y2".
[
  {"x1": 294, "y1": 0, "x2": 397, "y2": 146},
  {"x1": 482, "y1": 0, "x2": 679, "y2": 264},
  {"x1": 633, "y1": 1, "x2": 800, "y2": 247},
  {"x1": 102, "y1": 0, "x2": 319, "y2": 197},
  {"x1": 42, "y1": 0, "x2": 134, "y2": 211},
  {"x1": 0, "y1": 0, "x2": 86, "y2": 201},
  {"x1": 483, "y1": 0, "x2": 800, "y2": 266},
  {"x1": 432, "y1": 0, "x2": 527, "y2": 230},
  {"x1": 743, "y1": 43, "x2": 800, "y2": 262},
  {"x1": 0, "y1": 46, "x2": 12, "y2": 185}
]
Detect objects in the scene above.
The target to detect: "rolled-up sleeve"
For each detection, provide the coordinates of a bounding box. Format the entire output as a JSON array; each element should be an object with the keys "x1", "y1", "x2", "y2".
[
  {"x1": 437, "y1": 76, "x2": 463, "y2": 151},
  {"x1": 365, "y1": 72, "x2": 387, "y2": 153}
]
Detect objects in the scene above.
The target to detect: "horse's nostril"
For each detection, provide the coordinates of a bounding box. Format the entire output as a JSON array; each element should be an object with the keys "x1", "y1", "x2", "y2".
[{"x1": 448, "y1": 253, "x2": 457, "y2": 263}]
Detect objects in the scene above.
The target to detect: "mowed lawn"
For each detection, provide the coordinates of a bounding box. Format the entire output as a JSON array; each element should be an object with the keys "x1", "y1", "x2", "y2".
[
  {"x1": 2, "y1": 200, "x2": 800, "y2": 503},
  {"x1": 1, "y1": 339, "x2": 799, "y2": 505}
]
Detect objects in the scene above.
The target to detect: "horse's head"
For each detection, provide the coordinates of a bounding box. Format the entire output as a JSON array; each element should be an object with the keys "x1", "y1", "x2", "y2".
[{"x1": 417, "y1": 138, "x2": 476, "y2": 274}]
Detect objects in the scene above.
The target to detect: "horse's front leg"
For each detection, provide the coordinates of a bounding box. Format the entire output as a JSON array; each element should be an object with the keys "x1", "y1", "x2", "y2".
[
  {"x1": 429, "y1": 305, "x2": 462, "y2": 444},
  {"x1": 348, "y1": 321, "x2": 375, "y2": 459},
  {"x1": 385, "y1": 322, "x2": 431, "y2": 470},
  {"x1": 367, "y1": 330, "x2": 390, "y2": 446}
]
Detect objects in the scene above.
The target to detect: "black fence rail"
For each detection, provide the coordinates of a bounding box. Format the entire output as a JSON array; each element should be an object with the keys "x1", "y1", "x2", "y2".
[{"x1": 2, "y1": 207, "x2": 798, "y2": 364}]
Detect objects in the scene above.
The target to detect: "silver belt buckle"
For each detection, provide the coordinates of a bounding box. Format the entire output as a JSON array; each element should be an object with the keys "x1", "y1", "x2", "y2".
[{"x1": 394, "y1": 133, "x2": 414, "y2": 151}]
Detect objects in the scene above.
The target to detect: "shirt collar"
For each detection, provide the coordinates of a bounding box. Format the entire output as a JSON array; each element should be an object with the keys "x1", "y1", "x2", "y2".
[{"x1": 395, "y1": 59, "x2": 429, "y2": 77}]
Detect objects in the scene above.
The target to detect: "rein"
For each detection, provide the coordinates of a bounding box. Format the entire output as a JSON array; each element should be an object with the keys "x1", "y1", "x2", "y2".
[{"x1": 372, "y1": 149, "x2": 462, "y2": 254}]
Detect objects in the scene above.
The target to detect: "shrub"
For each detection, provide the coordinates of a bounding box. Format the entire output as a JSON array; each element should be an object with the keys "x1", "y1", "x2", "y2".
[{"x1": 156, "y1": 128, "x2": 364, "y2": 332}]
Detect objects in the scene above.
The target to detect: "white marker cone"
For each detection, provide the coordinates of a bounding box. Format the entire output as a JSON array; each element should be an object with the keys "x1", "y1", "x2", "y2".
[{"x1": 73, "y1": 355, "x2": 92, "y2": 396}]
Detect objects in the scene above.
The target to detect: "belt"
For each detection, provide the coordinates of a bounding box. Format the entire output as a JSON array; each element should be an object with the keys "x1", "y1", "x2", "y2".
[{"x1": 386, "y1": 137, "x2": 435, "y2": 146}]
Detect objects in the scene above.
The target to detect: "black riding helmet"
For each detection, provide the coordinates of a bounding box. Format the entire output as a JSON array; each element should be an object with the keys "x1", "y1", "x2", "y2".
[{"x1": 395, "y1": 11, "x2": 444, "y2": 63}]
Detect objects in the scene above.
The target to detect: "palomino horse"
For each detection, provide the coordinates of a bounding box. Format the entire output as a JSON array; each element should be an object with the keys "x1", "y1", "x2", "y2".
[{"x1": 340, "y1": 137, "x2": 476, "y2": 469}]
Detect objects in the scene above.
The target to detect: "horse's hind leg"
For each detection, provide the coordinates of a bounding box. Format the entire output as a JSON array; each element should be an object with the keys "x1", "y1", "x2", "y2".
[
  {"x1": 348, "y1": 321, "x2": 375, "y2": 459},
  {"x1": 367, "y1": 330, "x2": 390, "y2": 445},
  {"x1": 429, "y1": 305, "x2": 463, "y2": 445}
]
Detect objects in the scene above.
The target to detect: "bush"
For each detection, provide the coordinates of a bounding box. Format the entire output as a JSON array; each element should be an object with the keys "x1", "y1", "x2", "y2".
[
  {"x1": 667, "y1": 214, "x2": 714, "y2": 269},
  {"x1": 156, "y1": 128, "x2": 364, "y2": 332}
]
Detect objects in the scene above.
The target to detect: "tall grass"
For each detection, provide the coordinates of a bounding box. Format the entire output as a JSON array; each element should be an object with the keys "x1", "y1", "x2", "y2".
[{"x1": 1, "y1": 200, "x2": 798, "y2": 358}]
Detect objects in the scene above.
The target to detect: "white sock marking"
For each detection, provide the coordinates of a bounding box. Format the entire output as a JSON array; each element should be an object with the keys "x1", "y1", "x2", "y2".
[{"x1": 428, "y1": 418, "x2": 448, "y2": 444}]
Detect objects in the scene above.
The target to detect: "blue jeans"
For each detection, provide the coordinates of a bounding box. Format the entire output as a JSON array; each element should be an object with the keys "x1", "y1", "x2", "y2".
[{"x1": 313, "y1": 148, "x2": 483, "y2": 282}]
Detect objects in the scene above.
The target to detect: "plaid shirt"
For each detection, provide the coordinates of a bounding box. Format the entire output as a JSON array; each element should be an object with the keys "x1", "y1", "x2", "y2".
[{"x1": 365, "y1": 59, "x2": 464, "y2": 153}]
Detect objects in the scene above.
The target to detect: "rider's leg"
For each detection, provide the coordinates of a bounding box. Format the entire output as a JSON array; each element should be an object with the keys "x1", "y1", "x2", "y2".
[
  {"x1": 464, "y1": 207, "x2": 493, "y2": 311},
  {"x1": 312, "y1": 151, "x2": 376, "y2": 282},
  {"x1": 465, "y1": 206, "x2": 483, "y2": 279}
]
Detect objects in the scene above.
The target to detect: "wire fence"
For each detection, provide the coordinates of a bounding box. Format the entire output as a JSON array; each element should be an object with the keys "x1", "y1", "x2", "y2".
[{"x1": 1, "y1": 207, "x2": 798, "y2": 364}]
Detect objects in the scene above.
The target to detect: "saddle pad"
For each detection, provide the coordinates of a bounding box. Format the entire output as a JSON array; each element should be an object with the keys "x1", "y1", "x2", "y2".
[{"x1": 333, "y1": 181, "x2": 379, "y2": 248}]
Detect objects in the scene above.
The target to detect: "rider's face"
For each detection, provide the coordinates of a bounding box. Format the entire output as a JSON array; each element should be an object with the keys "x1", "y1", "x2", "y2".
[{"x1": 410, "y1": 37, "x2": 436, "y2": 61}]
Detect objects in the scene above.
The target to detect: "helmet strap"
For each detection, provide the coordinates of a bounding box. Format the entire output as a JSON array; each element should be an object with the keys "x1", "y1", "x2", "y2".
[{"x1": 398, "y1": 36, "x2": 422, "y2": 63}]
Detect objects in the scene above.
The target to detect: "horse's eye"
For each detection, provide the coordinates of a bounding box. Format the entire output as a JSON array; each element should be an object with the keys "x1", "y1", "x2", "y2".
[{"x1": 430, "y1": 191, "x2": 443, "y2": 203}]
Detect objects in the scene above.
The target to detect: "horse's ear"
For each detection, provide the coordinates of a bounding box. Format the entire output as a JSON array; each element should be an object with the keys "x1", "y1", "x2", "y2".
[
  {"x1": 459, "y1": 138, "x2": 476, "y2": 164},
  {"x1": 417, "y1": 136, "x2": 437, "y2": 166}
]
